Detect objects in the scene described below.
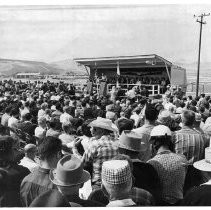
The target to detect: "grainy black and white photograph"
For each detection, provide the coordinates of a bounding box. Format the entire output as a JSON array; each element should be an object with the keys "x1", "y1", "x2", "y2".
[{"x1": 0, "y1": 0, "x2": 211, "y2": 207}]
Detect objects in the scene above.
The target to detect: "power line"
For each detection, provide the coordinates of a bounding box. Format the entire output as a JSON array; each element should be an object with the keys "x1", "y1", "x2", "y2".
[{"x1": 194, "y1": 13, "x2": 210, "y2": 97}]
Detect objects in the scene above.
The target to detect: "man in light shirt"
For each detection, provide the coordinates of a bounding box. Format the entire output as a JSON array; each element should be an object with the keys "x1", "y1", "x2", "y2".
[
  {"x1": 60, "y1": 106, "x2": 73, "y2": 124},
  {"x1": 35, "y1": 117, "x2": 47, "y2": 139},
  {"x1": 19, "y1": 144, "x2": 38, "y2": 173}
]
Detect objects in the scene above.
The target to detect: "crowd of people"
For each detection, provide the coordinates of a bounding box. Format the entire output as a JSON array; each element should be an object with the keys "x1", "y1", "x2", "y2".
[{"x1": 1, "y1": 79, "x2": 211, "y2": 206}]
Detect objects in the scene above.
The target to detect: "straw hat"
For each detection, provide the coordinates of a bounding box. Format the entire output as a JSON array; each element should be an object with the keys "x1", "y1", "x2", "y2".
[
  {"x1": 88, "y1": 117, "x2": 118, "y2": 132},
  {"x1": 194, "y1": 147, "x2": 211, "y2": 172},
  {"x1": 49, "y1": 155, "x2": 90, "y2": 186}
]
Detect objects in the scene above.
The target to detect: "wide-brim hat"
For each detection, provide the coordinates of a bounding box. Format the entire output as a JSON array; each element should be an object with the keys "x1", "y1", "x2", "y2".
[
  {"x1": 49, "y1": 155, "x2": 90, "y2": 187},
  {"x1": 88, "y1": 117, "x2": 118, "y2": 132},
  {"x1": 150, "y1": 125, "x2": 172, "y2": 137},
  {"x1": 158, "y1": 110, "x2": 172, "y2": 124},
  {"x1": 118, "y1": 130, "x2": 145, "y2": 152},
  {"x1": 193, "y1": 147, "x2": 211, "y2": 172},
  {"x1": 193, "y1": 159, "x2": 211, "y2": 172}
]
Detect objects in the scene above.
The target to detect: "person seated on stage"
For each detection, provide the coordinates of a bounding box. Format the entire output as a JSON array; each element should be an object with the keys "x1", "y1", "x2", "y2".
[
  {"x1": 101, "y1": 74, "x2": 107, "y2": 82},
  {"x1": 141, "y1": 86, "x2": 149, "y2": 98},
  {"x1": 126, "y1": 87, "x2": 137, "y2": 101}
]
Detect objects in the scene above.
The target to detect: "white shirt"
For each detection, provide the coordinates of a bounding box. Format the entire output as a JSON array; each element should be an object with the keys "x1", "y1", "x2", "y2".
[
  {"x1": 164, "y1": 102, "x2": 175, "y2": 110},
  {"x1": 60, "y1": 112, "x2": 73, "y2": 124},
  {"x1": 19, "y1": 157, "x2": 39, "y2": 173},
  {"x1": 8, "y1": 116, "x2": 18, "y2": 128},
  {"x1": 126, "y1": 89, "x2": 136, "y2": 99},
  {"x1": 107, "y1": 198, "x2": 136, "y2": 207},
  {"x1": 35, "y1": 126, "x2": 46, "y2": 139},
  {"x1": 38, "y1": 109, "x2": 46, "y2": 119},
  {"x1": 81, "y1": 136, "x2": 91, "y2": 151},
  {"x1": 130, "y1": 113, "x2": 140, "y2": 127},
  {"x1": 59, "y1": 133, "x2": 75, "y2": 145}
]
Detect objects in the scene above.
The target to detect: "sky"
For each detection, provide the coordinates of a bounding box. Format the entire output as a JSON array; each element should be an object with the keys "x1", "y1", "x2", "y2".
[{"x1": 0, "y1": 2, "x2": 211, "y2": 65}]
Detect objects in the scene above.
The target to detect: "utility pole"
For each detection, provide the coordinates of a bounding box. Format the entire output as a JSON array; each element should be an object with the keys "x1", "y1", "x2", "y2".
[{"x1": 194, "y1": 13, "x2": 210, "y2": 97}]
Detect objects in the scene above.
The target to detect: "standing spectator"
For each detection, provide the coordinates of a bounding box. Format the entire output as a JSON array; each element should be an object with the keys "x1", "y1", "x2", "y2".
[
  {"x1": 102, "y1": 160, "x2": 136, "y2": 206},
  {"x1": 59, "y1": 122, "x2": 75, "y2": 147},
  {"x1": 181, "y1": 147, "x2": 211, "y2": 206},
  {"x1": 148, "y1": 125, "x2": 188, "y2": 205},
  {"x1": 1, "y1": 106, "x2": 11, "y2": 127},
  {"x1": 30, "y1": 155, "x2": 104, "y2": 207},
  {"x1": 20, "y1": 136, "x2": 63, "y2": 206},
  {"x1": 0, "y1": 136, "x2": 30, "y2": 207},
  {"x1": 130, "y1": 107, "x2": 141, "y2": 128},
  {"x1": 17, "y1": 112, "x2": 36, "y2": 137},
  {"x1": 19, "y1": 144, "x2": 38, "y2": 172},
  {"x1": 60, "y1": 106, "x2": 73, "y2": 124},
  {"x1": 173, "y1": 110, "x2": 205, "y2": 164},
  {"x1": 110, "y1": 86, "x2": 117, "y2": 102},
  {"x1": 133, "y1": 105, "x2": 158, "y2": 161},
  {"x1": 81, "y1": 117, "x2": 118, "y2": 190},
  {"x1": 37, "y1": 103, "x2": 48, "y2": 120},
  {"x1": 51, "y1": 103, "x2": 63, "y2": 120},
  {"x1": 118, "y1": 130, "x2": 161, "y2": 203},
  {"x1": 34, "y1": 117, "x2": 47, "y2": 140}
]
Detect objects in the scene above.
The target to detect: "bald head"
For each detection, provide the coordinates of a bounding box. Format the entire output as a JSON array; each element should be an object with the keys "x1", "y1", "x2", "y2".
[{"x1": 24, "y1": 144, "x2": 37, "y2": 160}]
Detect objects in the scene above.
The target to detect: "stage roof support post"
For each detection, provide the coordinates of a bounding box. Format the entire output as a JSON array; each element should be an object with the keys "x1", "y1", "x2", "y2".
[
  {"x1": 164, "y1": 62, "x2": 171, "y2": 82},
  {"x1": 116, "y1": 61, "x2": 120, "y2": 87}
]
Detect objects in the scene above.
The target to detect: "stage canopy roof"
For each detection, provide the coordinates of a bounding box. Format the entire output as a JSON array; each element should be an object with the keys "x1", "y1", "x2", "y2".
[{"x1": 74, "y1": 54, "x2": 173, "y2": 69}]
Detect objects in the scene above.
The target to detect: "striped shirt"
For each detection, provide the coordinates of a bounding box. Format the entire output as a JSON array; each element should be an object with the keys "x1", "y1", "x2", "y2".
[
  {"x1": 173, "y1": 126, "x2": 206, "y2": 164},
  {"x1": 84, "y1": 135, "x2": 118, "y2": 186}
]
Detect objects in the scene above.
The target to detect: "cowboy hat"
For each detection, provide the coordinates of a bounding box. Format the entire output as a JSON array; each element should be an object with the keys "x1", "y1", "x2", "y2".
[
  {"x1": 88, "y1": 117, "x2": 118, "y2": 132},
  {"x1": 193, "y1": 147, "x2": 211, "y2": 172},
  {"x1": 49, "y1": 155, "x2": 90, "y2": 186}
]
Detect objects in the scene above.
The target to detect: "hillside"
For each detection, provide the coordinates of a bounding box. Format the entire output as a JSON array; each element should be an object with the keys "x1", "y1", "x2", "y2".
[
  {"x1": 0, "y1": 58, "x2": 87, "y2": 76},
  {"x1": 0, "y1": 58, "x2": 65, "y2": 76},
  {"x1": 49, "y1": 59, "x2": 87, "y2": 75}
]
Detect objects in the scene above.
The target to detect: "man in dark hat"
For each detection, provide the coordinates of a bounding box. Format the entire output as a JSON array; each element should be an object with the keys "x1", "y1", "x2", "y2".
[
  {"x1": 30, "y1": 155, "x2": 104, "y2": 207},
  {"x1": 0, "y1": 136, "x2": 30, "y2": 207},
  {"x1": 118, "y1": 130, "x2": 161, "y2": 204}
]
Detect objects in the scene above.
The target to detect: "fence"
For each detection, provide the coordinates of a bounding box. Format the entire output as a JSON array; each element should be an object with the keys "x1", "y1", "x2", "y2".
[{"x1": 96, "y1": 83, "x2": 160, "y2": 96}]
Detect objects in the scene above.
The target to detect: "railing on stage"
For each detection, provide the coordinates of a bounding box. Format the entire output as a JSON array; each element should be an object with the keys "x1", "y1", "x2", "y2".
[{"x1": 96, "y1": 83, "x2": 161, "y2": 96}]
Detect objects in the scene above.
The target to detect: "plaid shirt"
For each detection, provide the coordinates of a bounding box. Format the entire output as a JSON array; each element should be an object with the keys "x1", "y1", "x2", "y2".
[
  {"x1": 84, "y1": 135, "x2": 118, "y2": 185},
  {"x1": 172, "y1": 126, "x2": 206, "y2": 164},
  {"x1": 131, "y1": 187, "x2": 155, "y2": 206}
]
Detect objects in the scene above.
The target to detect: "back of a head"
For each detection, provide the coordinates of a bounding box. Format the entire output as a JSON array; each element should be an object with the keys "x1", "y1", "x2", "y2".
[
  {"x1": 62, "y1": 122, "x2": 71, "y2": 133},
  {"x1": 81, "y1": 120, "x2": 93, "y2": 137},
  {"x1": 182, "y1": 110, "x2": 195, "y2": 127},
  {"x1": 102, "y1": 160, "x2": 132, "y2": 196},
  {"x1": 201, "y1": 93, "x2": 205, "y2": 98},
  {"x1": 116, "y1": 118, "x2": 134, "y2": 134},
  {"x1": 188, "y1": 95, "x2": 192, "y2": 100},
  {"x1": 150, "y1": 125, "x2": 174, "y2": 151},
  {"x1": 38, "y1": 136, "x2": 62, "y2": 161},
  {"x1": 0, "y1": 136, "x2": 14, "y2": 158},
  {"x1": 24, "y1": 112, "x2": 32, "y2": 121},
  {"x1": 24, "y1": 144, "x2": 37, "y2": 157},
  {"x1": 145, "y1": 105, "x2": 158, "y2": 122},
  {"x1": 11, "y1": 108, "x2": 19, "y2": 117}
]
